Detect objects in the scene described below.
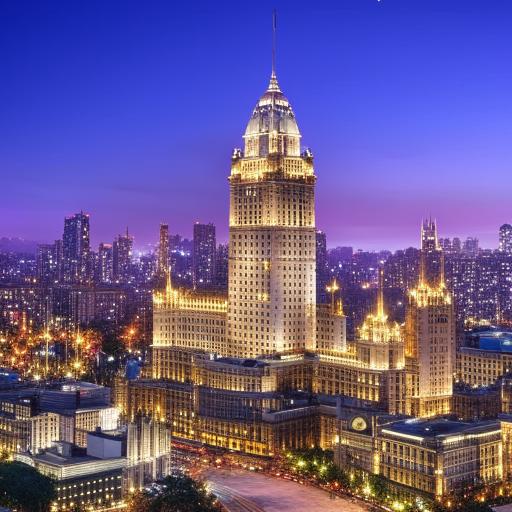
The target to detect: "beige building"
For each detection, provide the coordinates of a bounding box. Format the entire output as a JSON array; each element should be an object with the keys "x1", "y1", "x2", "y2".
[
  {"x1": 405, "y1": 223, "x2": 455, "y2": 418},
  {"x1": 457, "y1": 346, "x2": 512, "y2": 387},
  {"x1": 336, "y1": 414, "x2": 502, "y2": 499},
  {"x1": 122, "y1": 58, "x2": 463, "y2": 468},
  {"x1": 227, "y1": 71, "x2": 317, "y2": 358}
]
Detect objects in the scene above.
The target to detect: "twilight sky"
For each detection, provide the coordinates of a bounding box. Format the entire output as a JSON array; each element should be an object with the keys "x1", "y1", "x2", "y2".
[{"x1": 2, "y1": 0, "x2": 512, "y2": 251}]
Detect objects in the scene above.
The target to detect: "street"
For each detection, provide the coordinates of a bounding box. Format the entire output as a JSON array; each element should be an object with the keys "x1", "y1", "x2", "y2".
[{"x1": 205, "y1": 468, "x2": 370, "y2": 512}]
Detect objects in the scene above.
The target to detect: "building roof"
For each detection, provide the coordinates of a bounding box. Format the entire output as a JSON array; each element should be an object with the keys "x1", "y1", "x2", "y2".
[
  {"x1": 466, "y1": 329, "x2": 512, "y2": 352},
  {"x1": 381, "y1": 418, "x2": 499, "y2": 441},
  {"x1": 244, "y1": 72, "x2": 300, "y2": 139}
]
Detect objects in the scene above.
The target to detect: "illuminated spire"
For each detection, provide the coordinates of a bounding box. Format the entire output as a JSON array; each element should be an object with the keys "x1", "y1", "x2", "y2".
[
  {"x1": 267, "y1": 10, "x2": 281, "y2": 93},
  {"x1": 377, "y1": 267, "x2": 385, "y2": 318}
]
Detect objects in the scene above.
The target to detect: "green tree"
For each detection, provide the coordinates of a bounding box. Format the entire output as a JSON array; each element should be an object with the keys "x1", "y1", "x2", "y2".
[
  {"x1": 128, "y1": 473, "x2": 220, "y2": 512},
  {"x1": 368, "y1": 474, "x2": 389, "y2": 501},
  {"x1": 453, "y1": 501, "x2": 493, "y2": 512},
  {"x1": 0, "y1": 461, "x2": 56, "y2": 511}
]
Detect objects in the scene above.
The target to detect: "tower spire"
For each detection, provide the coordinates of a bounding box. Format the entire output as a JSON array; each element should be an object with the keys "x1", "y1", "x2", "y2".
[
  {"x1": 272, "y1": 9, "x2": 276, "y2": 77},
  {"x1": 267, "y1": 10, "x2": 281, "y2": 92}
]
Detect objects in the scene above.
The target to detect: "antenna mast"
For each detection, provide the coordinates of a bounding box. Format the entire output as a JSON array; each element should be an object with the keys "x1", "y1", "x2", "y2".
[{"x1": 272, "y1": 10, "x2": 277, "y2": 76}]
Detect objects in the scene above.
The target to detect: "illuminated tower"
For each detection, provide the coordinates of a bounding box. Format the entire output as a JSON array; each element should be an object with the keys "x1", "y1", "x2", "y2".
[
  {"x1": 406, "y1": 220, "x2": 454, "y2": 418},
  {"x1": 226, "y1": 43, "x2": 316, "y2": 357},
  {"x1": 62, "y1": 211, "x2": 90, "y2": 283},
  {"x1": 113, "y1": 228, "x2": 133, "y2": 284},
  {"x1": 420, "y1": 218, "x2": 444, "y2": 288},
  {"x1": 97, "y1": 242, "x2": 113, "y2": 283},
  {"x1": 158, "y1": 223, "x2": 170, "y2": 280},
  {"x1": 356, "y1": 268, "x2": 405, "y2": 414}
]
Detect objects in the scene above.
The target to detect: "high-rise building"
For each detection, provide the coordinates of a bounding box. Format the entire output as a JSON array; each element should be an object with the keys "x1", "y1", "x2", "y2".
[
  {"x1": 227, "y1": 69, "x2": 316, "y2": 358},
  {"x1": 192, "y1": 222, "x2": 216, "y2": 289},
  {"x1": 157, "y1": 223, "x2": 169, "y2": 280},
  {"x1": 62, "y1": 212, "x2": 90, "y2": 283},
  {"x1": 215, "y1": 243, "x2": 229, "y2": 289},
  {"x1": 97, "y1": 243, "x2": 113, "y2": 284},
  {"x1": 121, "y1": 44, "x2": 497, "y2": 477},
  {"x1": 500, "y1": 224, "x2": 512, "y2": 254},
  {"x1": 420, "y1": 218, "x2": 443, "y2": 288},
  {"x1": 113, "y1": 229, "x2": 133, "y2": 284},
  {"x1": 463, "y1": 236, "x2": 479, "y2": 256},
  {"x1": 406, "y1": 220, "x2": 455, "y2": 418},
  {"x1": 36, "y1": 243, "x2": 59, "y2": 283},
  {"x1": 316, "y1": 230, "x2": 329, "y2": 304}
]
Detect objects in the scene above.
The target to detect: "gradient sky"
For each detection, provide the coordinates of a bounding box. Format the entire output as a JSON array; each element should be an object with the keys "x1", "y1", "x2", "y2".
[{"x1": 2, "y1": 0, "x2": 512, "y2": 251}]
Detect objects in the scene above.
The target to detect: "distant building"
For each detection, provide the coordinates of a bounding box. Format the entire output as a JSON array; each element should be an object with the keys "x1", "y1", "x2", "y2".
[
  {"x1": 192, "y1": 223, "x2": 216, "y2": 289},
  {"x1": 36, "y1": 243, "x2": 59, "y2": 284},
  {"x1": 462, "y1": 236, "x2": 479, "y2": 256},
  {"x1": 420, "y1": 218, "x2": 444, "y2": 288},
  {"x1": 158, "y1": 223, "x2": 170, "y2": 280},
  {"x1": 316, "y1": 230, "x2": 329, "y2": 304},
  {"x1": 62, "y1": 212, "x2": 90, "y2": 284},
  {"x1": 97, "y1": 243, "x2": 113, "y2": 284},
  {"x1": 113, "y1": 229, "x2": 133, "y2": 284},
  {"x1": 70, "y1": 286, "x2": 128, "y2": 327},
  {"x1": 0, "y1": 284, "x2": 53, "y2": 330},
  {"x1": 500, "y1": 224, "x2": 512, "y2": 254},
  {"x1": 215, "y1": 243, "x2": 229, "y2": 289}
]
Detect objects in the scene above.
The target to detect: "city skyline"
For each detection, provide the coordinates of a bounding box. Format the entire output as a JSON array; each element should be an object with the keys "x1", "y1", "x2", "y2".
[
  {"x1": 3, "y1": 1, "x2": 512, "y2": 250},
  {"x1": 3, "y1": 6, "x2": 512, "y2": 511}
]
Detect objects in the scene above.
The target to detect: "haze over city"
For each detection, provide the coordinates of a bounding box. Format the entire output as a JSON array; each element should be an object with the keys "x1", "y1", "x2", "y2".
[{"x1": 2, "y1": 0, "x2": 512, "y2": 250}]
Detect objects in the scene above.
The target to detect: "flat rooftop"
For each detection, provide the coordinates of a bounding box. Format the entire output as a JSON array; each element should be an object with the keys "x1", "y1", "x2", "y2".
[
  {"x1": 466, "y1": 329, "x2": 512, "y2": 352},
  {"x1": 382, "y1": 418, "x2": 499, "y2": 440},
  {"x1": 214, "y1": 357, "x2": 268, "y2": 368}
]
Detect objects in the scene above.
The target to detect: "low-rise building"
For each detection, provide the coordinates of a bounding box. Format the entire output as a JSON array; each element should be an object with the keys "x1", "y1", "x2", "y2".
[{"x1": 336, "y1": 415, "x2": 503, "y2": 499}]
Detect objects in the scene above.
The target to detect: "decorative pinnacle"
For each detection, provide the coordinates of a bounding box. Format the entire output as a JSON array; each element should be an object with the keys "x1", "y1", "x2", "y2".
[{"x1": 267, "y1": 10, "x2": 281, "y2": 93}]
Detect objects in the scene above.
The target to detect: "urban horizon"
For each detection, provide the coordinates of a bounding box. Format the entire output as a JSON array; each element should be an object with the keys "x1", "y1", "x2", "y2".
[{"x1": 1, "y1": 210, "x2": 509, "y2": 255}]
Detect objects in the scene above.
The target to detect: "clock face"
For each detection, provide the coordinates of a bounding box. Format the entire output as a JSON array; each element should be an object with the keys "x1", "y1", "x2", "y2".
[{"x1": 351, "y1": 416, "x2": 368, "y2": 432}]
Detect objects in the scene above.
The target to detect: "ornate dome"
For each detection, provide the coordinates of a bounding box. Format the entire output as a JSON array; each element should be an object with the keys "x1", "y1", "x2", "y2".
[{"x1": 244, "y1": 72, "x2": 300, "y2": 139}]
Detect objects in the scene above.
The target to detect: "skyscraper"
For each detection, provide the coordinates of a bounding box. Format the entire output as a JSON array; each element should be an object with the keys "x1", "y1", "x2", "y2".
[
  {"x1": 62, "y1": 212, "x2": 90, "y2": 283},
  {"x1": 113, "y1": 229, "x2": 133, "y2": 284},
  {"x1": 406, "y1": 219, "x2": 454, "y2": 418},
  {"x1": 36, "y1": 243, "x2": 59, "y2": 283},
  {"x1": 500, "y1": 224, "x2": 512, "y2": 254},
  {"x1": 215, "y1": 243, "x2": 229, "y2": 289},
  {"x1": 226, "y1": 68, "x2": 316, "y2": 358},
  {"x1": 420, "y1": 218, "x2": 444, "y2": 288},
  {"x1": 157, "y1": 223, "x2": 169, "y2": 280},
  {"x1": 462, "y1": 237, "x2": 479, "y2": 256},
  {"x1": 97, "y1": 243, "x2": 113, "y2": 284},
  {"x1": 192, "y1": 222, "x2": 216, "y2": 289}
]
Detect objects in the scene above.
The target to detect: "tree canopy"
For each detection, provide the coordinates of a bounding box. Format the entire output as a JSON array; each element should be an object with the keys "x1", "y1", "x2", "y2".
[
  {"x1": 128, "y1": 473, "x2": 220, "y2": 512},
  {"x1": 0, "y1": 461, "x2": 56, "y2": 512}
]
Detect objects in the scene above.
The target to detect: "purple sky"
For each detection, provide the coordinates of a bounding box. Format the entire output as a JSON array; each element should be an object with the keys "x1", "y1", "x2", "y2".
[{"x1": 2, "y1": 0, "x2": 512, "y2": 251}]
